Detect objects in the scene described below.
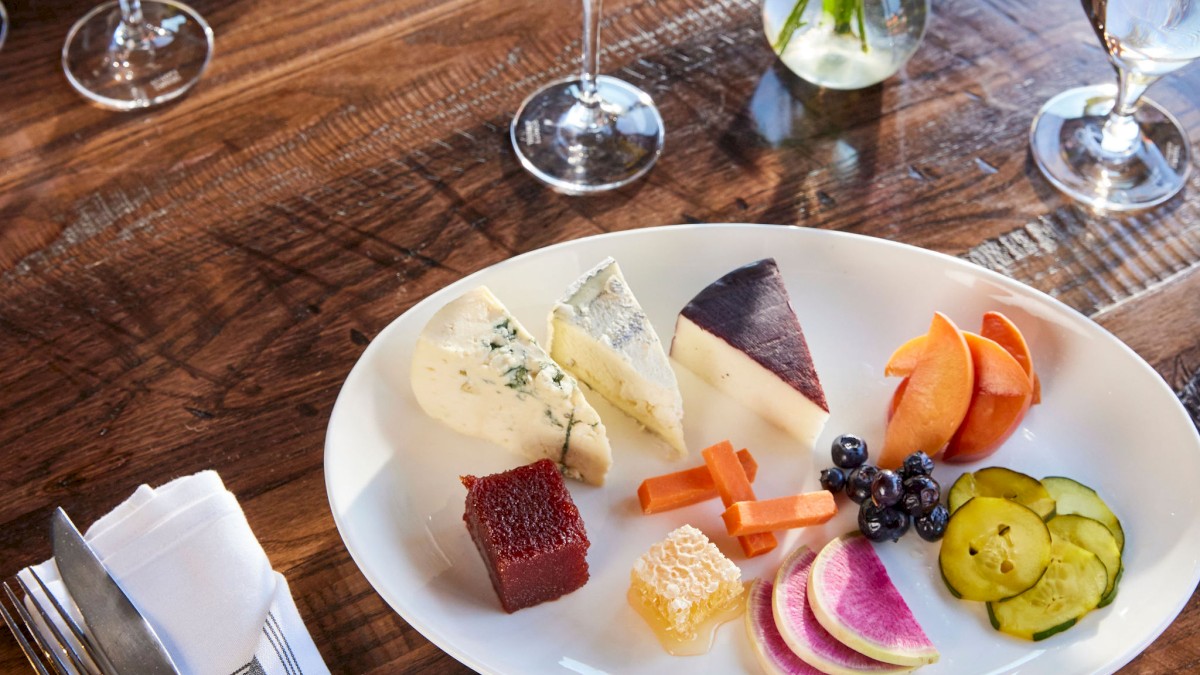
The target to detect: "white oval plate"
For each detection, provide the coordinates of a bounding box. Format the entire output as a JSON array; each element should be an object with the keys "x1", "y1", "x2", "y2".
[{"x1": 325, "y1": 224, "x2": 1200, "y2": 675}]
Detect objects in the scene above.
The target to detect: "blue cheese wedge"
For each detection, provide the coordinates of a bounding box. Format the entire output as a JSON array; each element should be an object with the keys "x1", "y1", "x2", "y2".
[
  {"x1": 548, "y1": 258, "x2": 686, "y2": 457},
  {"x1": 410, "y1": 286, "x2": 612, "y2": 485}
]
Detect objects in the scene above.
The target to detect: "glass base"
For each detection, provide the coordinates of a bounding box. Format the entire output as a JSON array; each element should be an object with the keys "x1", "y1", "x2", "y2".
[
  {"x1": 510, "y1": 75, "x2": 664, "y2": 195},
  {"x1": 1030, "y1": 84, "x2": 1190, "y2": 211},
  {"x1": 63, "y1": 0, "x2": 213, "y2": 111}
]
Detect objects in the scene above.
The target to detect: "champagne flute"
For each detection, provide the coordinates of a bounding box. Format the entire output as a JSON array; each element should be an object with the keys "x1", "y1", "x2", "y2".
[
  {"x1": 62, "y1": 0, "x2": 213, "y2": 110},
  {"x1": 510, "y1": 0, "x2": 664, "y2": 194},
  {"x1": 1030, "y1": 0, "x2": 1200, "y2": 211}
]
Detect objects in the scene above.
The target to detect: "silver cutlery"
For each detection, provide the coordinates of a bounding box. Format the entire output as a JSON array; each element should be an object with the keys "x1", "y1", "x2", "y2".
[
  {"x1": 2, "y1": 564, "x2": 102, "y2": 674},
  {"x1": 1, "y1": 508, "x2": 181, "y2": 674},
  {"x1": 51, "y1": 508, "x2": 180, "y2": 674}
]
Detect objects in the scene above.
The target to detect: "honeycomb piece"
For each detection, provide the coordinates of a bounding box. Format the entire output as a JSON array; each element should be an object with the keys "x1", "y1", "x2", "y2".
[
  {"x1": 462, "y1": 459, "x2": 590, "y2": 613},
  {"x1": 630, "y1": 524, "x2": 743, "y2": 638}
]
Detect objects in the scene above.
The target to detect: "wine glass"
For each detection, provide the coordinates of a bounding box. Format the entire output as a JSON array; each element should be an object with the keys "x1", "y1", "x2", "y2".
[
  {"x1": 62, "y1": 0, "x2": 213, "y2": 110},
  {"x1": 1030, "y1": 0, "x2": 1200, "y2": 211},
  {"x1": 510, "y1": 0, "x2": 664, "y2": 194}
]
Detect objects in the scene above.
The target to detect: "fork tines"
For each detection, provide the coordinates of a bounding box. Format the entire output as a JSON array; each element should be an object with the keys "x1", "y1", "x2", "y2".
[
  {"x1": 2, "y1": 578, "x2": 59, "y2": 674},
  {"x1": 1, "y1": 568, "x2": 102, "y2": 675}
]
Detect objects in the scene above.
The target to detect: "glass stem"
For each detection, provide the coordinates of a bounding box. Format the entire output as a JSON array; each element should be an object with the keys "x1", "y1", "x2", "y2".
[
  {"x1": 580, "y1": 0, "x2": 602, "y2": 105},
  {"x1": 119, "y1": 0, "x2": 144, "y2": 26},
  {"x1": 1099, "y1": 66, "x2": 1157, "y2": 158},
  {"x1": 114, "y1": 0, "x2": 156, "y2": 51}
]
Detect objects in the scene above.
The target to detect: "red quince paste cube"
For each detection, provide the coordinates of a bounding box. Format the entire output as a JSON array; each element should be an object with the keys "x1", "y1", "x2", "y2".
[{"x1": 461, "y1": 459, "x2": 591, "y2": 612}]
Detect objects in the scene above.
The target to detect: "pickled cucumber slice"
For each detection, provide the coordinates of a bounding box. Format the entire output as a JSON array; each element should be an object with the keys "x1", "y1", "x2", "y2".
[
  {"x1": 948, "y1": 468, "x2": 1056, "y2": 521},
  {"x1": 939, "y1": 497, "x2": 1052, "y2": 602},
  {"x1": 1041, "y1": 476, "x2": 1124, "y2": 552},
  {"x1": 1047, "y1": 514, "x2": 1121, "y2": 604},
  {"x1": 987, "y1": 537, "x2": 1107, "y2": 641},
  {"x1": 1100, "y1": 566, "x2": 1124, "y2": 608}
]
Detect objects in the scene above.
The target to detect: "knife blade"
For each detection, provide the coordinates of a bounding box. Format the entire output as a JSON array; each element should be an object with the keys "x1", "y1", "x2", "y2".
[{"x1": 51, "y1": 507, "x2": 181, "y2": 675}]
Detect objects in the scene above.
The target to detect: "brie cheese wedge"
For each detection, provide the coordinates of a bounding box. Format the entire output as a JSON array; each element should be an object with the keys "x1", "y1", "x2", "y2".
[{"x1": 548, "y1": 258, "x2": 686, "y2": 456}]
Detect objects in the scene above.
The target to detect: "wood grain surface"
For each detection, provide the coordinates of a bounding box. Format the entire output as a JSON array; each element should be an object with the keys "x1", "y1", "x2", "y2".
[{"x1": 1, "y1": 0, "x2": 1198, "y2": 671}]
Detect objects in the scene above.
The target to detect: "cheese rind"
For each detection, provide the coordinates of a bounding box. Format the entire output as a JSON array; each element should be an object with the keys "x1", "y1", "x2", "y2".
[
  {"x1": 671, "y1": 259, "x2": 830, "y2": 449},
  {"x1": 548, "y1": 258, "x2": 686, "y2": 456},
  {"x1": 410, "y1": 286, "x2": 612, "y2": 485}
]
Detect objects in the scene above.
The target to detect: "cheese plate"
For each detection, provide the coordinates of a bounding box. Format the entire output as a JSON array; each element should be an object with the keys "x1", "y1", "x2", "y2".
[{"x1": 324, "y1": 224, "x2": 1200, "y2": 674}]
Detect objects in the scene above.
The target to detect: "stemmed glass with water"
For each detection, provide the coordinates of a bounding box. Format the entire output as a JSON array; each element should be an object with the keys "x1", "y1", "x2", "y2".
[
  {"x1": 510, "y1": 0, "x2": 664, "y2": 194},
  {"x1": 1031, "y1": 0, "x2": 1200, "y2": 211}
]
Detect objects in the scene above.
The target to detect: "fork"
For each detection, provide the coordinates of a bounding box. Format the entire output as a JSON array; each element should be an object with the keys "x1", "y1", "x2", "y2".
[{"x1": 1, "y1": 567, "x2": 103, "y2": 675}]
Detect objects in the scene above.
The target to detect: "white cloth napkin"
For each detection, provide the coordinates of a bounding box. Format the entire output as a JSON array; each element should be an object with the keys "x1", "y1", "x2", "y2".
[{"x1": 19, "y1": 471, "x2": 329, "y2": 675}]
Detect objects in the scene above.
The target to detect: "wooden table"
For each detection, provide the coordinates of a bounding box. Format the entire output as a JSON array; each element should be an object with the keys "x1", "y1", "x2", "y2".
[{"x1": 2, "y1": 0, "x2": 1198, "y2": 670}]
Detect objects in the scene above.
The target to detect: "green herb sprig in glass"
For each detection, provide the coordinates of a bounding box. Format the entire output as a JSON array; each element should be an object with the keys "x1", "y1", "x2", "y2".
[{"x1": 773, "y1": 0, "x2": 869, "y2": 54}]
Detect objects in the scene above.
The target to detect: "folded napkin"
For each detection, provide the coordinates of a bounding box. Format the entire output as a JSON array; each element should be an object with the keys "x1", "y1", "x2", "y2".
[{"x1": 19, "y1": 471, "x2": 329, "y2": 675}]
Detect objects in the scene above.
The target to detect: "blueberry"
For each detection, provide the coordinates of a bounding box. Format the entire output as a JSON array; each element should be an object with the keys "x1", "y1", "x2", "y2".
[
  {"x1": 870, "y1": 470, "x2": 903, "y2": 508},
  {"x1": 859, "y1": 502, "x2": 910, "y2": 542},
  {"x1": 831, "y1": 434, "x2": 869, "y2": 469},
  {"x1": 915, "y1": 504, "x2": 950, "y2": 541},
  {"x1": 882, "y1": 506, "x2": 911, "y2": 542},
  {"x1": 901, "y1": 475, "x2": 941, "y2": 517},
  {"x1": 858, "y1": 502, "x2": 890, "y2": 542},
  {"x1": 900, "y1": 451, "x2": 935, "y2": 479},
  {"x1": 819, "y1": 467, "x2": 847, "y2": 493},
  {"x1": 846, "y1": 465, "x2": 879, "y2": 504}
]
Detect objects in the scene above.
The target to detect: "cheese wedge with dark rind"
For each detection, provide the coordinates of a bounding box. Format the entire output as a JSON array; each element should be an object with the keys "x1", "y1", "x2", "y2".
[{"x1": 671, "y1": 258, "x2": 829, "y2": 448}]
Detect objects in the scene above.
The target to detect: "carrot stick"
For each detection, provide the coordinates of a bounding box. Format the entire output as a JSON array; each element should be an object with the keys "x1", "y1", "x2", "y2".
[
  {"x1": 637, "y1": 449, "x2": 758, "y2": 514},
  {"x1": 702, "y1": 441, "x2": 777, "y2": 558},
  {"x1": 721, "y1": 491, "x2": 837, "y2": 536}
]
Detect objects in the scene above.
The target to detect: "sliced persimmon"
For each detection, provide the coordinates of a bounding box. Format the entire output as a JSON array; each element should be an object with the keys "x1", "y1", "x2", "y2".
[
  {"x1": 943, "y1": 388, "x2": 1032, "y2": 462},
  {"x1": 879, "y1": 312, "x2": 974, "y2": 469},
  {"x1": 884, "y1": 335, "x2": 924, "y2": 377},
  {"x1": 887, "y1": 376, "x2": 909, "y2": 422},
  {"x1": 980, "y1": 311, "x2": 1040, "y2": 405},
  {"x1": 965, "y1": 333, "x2": 1031, "y2": 397},
  {"x1": 887, "y1": 332, "x2": 1029, "y2": 396},
  {"x1": 943, "y1": 334, "x2": 1034, "y2": 462}
]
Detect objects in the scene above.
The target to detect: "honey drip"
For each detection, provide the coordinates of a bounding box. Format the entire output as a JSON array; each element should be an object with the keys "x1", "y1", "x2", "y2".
[{"x1": 627, "y1": 582, "x2": 749, "y2": 656}]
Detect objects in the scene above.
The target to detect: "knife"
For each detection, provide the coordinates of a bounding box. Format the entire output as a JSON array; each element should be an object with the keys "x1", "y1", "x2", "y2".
[{"x1": 51, "y1": 507, "x2": 181, "y2": 675}]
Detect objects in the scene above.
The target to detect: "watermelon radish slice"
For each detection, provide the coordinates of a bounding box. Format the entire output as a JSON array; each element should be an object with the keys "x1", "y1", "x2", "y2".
[
  {"x1": 772, "y1": 546, "x2": 913, "y2": 674},
  {"x1": 808, "y1": 533, "x2": 939, "y2": 666},
  {"x1": 745, "y1": 578, "x2": 823, "y2": 674}
]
